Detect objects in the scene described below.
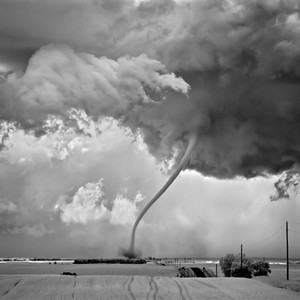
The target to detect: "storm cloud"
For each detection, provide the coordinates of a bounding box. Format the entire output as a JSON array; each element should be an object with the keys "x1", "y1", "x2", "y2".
[
  {"x1": 1, "y1": 0, "x2": 300, "y2": 179},
  {"x1": 0, "y1": 0, "x2": 300, "y2": 257}
]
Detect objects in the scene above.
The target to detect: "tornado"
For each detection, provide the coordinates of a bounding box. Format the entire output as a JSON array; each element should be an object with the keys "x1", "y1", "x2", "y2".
[{"x1": 122, "y1": 133, "x2": 198, "y2": 258}]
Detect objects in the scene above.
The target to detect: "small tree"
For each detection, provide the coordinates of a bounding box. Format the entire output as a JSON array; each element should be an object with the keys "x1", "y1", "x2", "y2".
[
  {"x1": 251, "y1": 261, "x2": 271, "y2": 276},
  {"x1": 220, "y1": 253, "x2": 253, "y2": 278},
  {"x1": 220, "y1": 253, "x2": 236, "y2": 277},
  {"x1": 231, "y1": 262, "x2": 252, "y2": 278}
]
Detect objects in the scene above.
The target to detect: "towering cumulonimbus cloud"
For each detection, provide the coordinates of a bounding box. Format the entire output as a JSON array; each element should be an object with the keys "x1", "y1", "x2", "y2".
[
  {"x1": 0, "y1": 44, "x2": 189, "y2": 128},
  {"x1": 120, "y1": 0, "x2": 300, "y2": 180},
  {"x1": 0, "y1": 0, "x2": 300, "y2": 258},
  {"x1": 1, "y1": 1, "x2": 300, "y2": 194}
]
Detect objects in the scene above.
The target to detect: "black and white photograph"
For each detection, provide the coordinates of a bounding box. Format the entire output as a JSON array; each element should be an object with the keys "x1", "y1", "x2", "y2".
[{"x1": 0, "y1": 0, "x2": 300, "y2": 299}]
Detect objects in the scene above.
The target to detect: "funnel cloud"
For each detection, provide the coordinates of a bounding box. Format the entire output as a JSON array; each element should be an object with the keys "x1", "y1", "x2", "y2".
[{"x1": 122, "y1": 133, "x2": 198, "y2": 258}]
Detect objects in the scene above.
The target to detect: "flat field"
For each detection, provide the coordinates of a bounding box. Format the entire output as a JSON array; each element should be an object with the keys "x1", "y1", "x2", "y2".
[
  {"x1": 0, "y1": 274, "x2": 299, "y2": 300},
  {"x1": 0, "y1": 262, "x2": 299, "y2": 299},
  {"x1": 180, "y1": 261, "x2": 300, "y2": 292},
  {"x1": 0, "y1": 261, "x2": 177, "y2": 277}
]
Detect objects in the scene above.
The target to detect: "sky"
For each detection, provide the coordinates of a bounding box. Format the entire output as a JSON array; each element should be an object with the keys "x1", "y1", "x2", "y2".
[{"x1": 0, "y1": 0, "x2": 300, "y2": 259}]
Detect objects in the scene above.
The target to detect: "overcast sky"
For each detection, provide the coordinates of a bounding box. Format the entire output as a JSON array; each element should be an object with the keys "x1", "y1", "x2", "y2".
[{"x1": 0, "y1": 0, "x2": 300, "y2": 259}]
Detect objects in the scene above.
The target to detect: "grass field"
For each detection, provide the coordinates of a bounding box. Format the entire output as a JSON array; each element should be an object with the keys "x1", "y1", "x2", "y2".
[
  {"x1": 0, "y1": 275, "x2": 299, "y2": 300},
  {"x1": 254, "y1": 264, "x2": 300, "y2": 293},
  {"x1": 0, "y1": 262, "x2": 177, "y2": 277},
  {"x1": 180, "y1": 261, "x2": 300, "y2": 292},
  {"x1": 0, "y1": 262, "x2": 299, "y2": 299}
]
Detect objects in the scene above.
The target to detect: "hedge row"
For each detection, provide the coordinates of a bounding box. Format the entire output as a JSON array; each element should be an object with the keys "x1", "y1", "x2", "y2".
[{"x1": 73, "y1": 258, "x2": 147, "y2": 264}]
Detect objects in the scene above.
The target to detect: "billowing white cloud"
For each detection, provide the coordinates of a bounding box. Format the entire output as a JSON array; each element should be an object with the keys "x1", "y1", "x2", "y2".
[
  {"x1": 59, "y1": 178, "x2": 143, "y2": 226},
  {"x1": 0, "y1": 44, "x2": 189, "y2": 127},
  {"x1": 0, "y1": 114, "x2": 159, "y2": 252},
  {"x1": 59, "y1": 180, "x2": 108, "y2": 225},
  {"x1": 110, "y1": 193, "x2": 143, "y2": 226}
]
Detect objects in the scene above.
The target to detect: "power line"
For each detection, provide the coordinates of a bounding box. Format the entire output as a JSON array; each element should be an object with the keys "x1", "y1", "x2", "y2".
[
  {"x1": 289, "y1": 221, "x2": 300, "y2": 226},
  {"x1": 244, "y1": 222, "x2": 285, "y2": 248},
  {"x1": 259, "y1": 231, "x2": 285, "y2": 251}
]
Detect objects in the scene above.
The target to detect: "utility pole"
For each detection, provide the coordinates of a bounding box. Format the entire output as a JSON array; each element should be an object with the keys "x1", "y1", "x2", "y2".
[
  {"x1": 241, "y1": 244, "x2": 243, "y2": 269},
  {"x1": 286, "y1": 221, "x2": 289, "y2": 281}
]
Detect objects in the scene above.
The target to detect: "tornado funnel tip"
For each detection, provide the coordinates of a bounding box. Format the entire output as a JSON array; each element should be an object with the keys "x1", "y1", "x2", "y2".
[{"x1": 119, "y1": 246, "x2": 142, "y2": 259}]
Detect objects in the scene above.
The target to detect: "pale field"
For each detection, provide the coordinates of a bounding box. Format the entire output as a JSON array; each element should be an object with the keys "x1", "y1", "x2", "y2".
[
  {"x1": 0, "y1": 275, "x2": 299, "y2": 300},
  {"x1": 254, "y1": 264, "x2": 300, "y2": 293},
  {"x1": 180, "y1": 262, "x2": 300, "y2": 292},
  {"x1": 0, "y1": 262, "x2": 177, "y2": 277},
  {"x1": 0, "y1": 263, "x2": 299, "y2": 299}
]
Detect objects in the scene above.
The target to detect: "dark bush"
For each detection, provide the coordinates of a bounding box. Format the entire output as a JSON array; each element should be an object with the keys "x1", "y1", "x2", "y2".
[
  {"x1": 220, "y1": 253, "x2": 253, "y2": 278},
  {"x1": 61, "y1": 272, "x2": 77, "y2": 276},
  {"x1": 73, "y1": 258, "x2": 146, "y2": 264},
  {"x1": 251, "y1": 261, "x2": 271, "y2": 276},
  {"x1": 231, "y1": 262, "x2": 252, "y2": 278},
  {"x1": 220, "y1": 253, "x2": 236, "y2": 277}
]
